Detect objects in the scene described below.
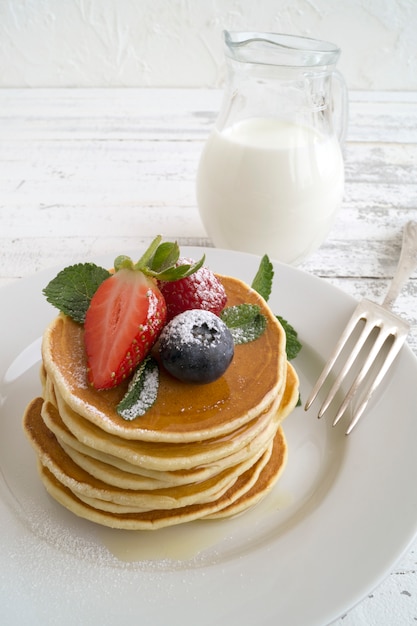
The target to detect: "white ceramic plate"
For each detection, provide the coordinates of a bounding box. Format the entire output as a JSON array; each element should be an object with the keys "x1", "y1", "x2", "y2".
[{"x1": 1, "y1": 247, "x2": 417, "y2": 626}]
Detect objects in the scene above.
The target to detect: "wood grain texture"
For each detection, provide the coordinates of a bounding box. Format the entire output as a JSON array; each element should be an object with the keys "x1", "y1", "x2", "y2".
[{"x1": 0, "y1": 88, "x2": 416, "y2": 624}]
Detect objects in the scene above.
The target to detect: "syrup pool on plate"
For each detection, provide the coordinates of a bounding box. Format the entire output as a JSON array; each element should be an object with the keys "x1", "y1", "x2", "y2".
[{"x1": 197, "y1": 117, "x2": 344, "y2": 265}]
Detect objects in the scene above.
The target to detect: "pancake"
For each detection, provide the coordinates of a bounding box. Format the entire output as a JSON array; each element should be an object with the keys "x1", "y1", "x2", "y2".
[
  {"x1": 41, "y1": 275, "x2": 287, "y2": 443},
  {"x1": 35, "y1": 432, "x2": 283, "y2": 530},
  {"x1": 47, "y1": 377, "x2": 281, "y2": 471},
  {"x1": 40, "y1": 361, "x2": 296, "y2": 485},
  {"x1": 25, "y1": 397, "x2": 251, "y2": 510},
  {"x1": 40, "y1": 399, "x2": 269, "y2": 488},
  {"x1": 60, "y1": 439, "x2": 268, "y2": 496},
  {"x1": 205, "y1": 430, "x2": 287, "y2": 519},
  {"x1": 23, "y1": 270, "x2": 299, "y2": 530},
  {"x1": 23, "y1": 363, "x2": 297, "y2": 528}
]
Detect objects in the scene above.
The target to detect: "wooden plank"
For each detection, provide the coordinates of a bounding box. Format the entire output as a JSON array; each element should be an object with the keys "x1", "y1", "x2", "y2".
[
  {"x1": 0, "y1": 139, "x2": 415, "y2": 182},
  {"x1": 0, "y1": 88, "x2": 416, "y2": 142}
]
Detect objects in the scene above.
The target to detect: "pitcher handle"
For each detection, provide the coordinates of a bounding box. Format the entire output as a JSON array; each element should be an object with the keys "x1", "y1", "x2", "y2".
[{"x1": 332, "y1": 70, "x2": 349, "y2": 148}]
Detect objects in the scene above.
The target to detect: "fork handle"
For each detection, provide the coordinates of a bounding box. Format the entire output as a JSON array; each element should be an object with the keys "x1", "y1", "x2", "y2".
[{"x1": 383, "y1": 221, "x2": 417, "y2": 310}]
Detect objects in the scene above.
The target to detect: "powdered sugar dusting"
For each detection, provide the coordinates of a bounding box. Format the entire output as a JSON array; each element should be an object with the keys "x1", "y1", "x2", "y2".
[
  {"x1": 117, "y1": 358, "x2": 159, "y2": 420},
  {"x1": 160, "y1": 309, "x2": 226, "y2": 348}
]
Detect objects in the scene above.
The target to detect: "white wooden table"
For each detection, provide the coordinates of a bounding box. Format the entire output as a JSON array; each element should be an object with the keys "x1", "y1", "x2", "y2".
[{"x1": 1, "y1": 88, "x2": 416, "y2": 624}]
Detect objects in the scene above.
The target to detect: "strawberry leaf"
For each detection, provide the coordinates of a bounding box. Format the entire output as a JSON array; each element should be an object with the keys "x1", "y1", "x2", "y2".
[
  {"x1": 116, "y1": 356, "x2": 159, "y2": 420},
  {"x1": 114, "y1": 255, "x2": 134, "y2": 271},
  {"x1": 133, "y1": 237, "x2": 205, "y2": 281},
  {"x1": 154, "y1": 255, "x2": 206, "y2": 281},
  {"x1": 134, "y1": 235, "x2": 163, "y2": 271},
  {"x1": 251, "y1": 255, "x2": 274, "y2": 302},
  {"x1": 43, "y1": 263, "x2": 111, "y2": 323},
  {"x1": 148, "y1": 241, "x2": 180, "y2": 273},
  {"x1": 221, "y1": 304, "x2": 266, "y2": 344}
]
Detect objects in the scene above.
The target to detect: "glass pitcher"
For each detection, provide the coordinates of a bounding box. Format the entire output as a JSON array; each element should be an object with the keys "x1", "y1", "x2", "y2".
[{"x1": 196, "y1": 31, "x2": 348, "y2": 265}]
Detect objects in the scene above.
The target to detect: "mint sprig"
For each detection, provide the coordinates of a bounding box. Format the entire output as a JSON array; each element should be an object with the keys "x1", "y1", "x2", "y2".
[
  {"x1": 250, "y1": 255, "x2": 302, "y2": 361},
  {"x1": 277, "y1": 316, "x2": 302, "y2": 360},
  {"x1": 117, "y1": 356, "x2": 159, "y2": 420},
  {"x1": 43, "y1": 263, "x2": 111, "y2": 324},
  {"x1": 251, "y1": 254, "x2": 274, "y2": 302},
  {"x1": 221, "y1": 304, "x2": 267, "y2": 344}
]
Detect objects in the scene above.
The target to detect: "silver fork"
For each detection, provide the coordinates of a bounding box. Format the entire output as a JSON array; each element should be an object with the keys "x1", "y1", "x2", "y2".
[{"x1": 305, "y1": 221, "x2": 417, "y2": 434}]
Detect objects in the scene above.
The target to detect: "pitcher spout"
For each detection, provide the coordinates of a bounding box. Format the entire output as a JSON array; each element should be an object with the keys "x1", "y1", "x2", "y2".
[{"x1": 224, "y1": 30, "x2": 341, "y2": 69}]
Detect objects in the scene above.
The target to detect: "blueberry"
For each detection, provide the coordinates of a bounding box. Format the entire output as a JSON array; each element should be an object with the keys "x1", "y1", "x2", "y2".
[{"x1": 158, "y1": 309, "x2": 234, "y2": 384}]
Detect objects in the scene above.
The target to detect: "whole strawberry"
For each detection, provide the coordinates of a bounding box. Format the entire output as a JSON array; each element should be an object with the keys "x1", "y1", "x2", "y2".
[{"x1": 159, "y1": 260, "x2": 227, "y2": 321}]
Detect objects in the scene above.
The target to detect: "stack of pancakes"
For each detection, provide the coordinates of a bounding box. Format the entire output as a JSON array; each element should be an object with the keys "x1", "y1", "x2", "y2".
[{"x1": 24, "y1": 275, "x2": 299, "y2": 530}]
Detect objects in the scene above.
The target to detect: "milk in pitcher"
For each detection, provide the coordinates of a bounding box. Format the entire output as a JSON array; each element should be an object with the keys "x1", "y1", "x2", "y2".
[{"x1": 197, "y1": 117, "x2": 344, "y2": 265}]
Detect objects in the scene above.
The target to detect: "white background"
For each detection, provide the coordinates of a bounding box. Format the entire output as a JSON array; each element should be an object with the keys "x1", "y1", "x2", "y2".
[{"x1": 0, "y1": 0, "x2": 416, "y2": 90}]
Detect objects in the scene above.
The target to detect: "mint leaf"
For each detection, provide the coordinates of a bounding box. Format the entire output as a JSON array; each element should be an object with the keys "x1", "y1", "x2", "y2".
[
  {"x1": 221, "y1": 304, "x2": 267, "y2": 344},
  {"x1": 251, "y1": 255, "x2": 302, "y2": 359},
  {"x1": 43, "y1": 263, "x2": 111, "y2": 323},
  {"x1": 117, "y1": 356, "x2": 159, "y2": 420},
  {"x1": 277, "y1": 315, "x2": 302, "y2": 360},
  {"x1": 251, "y1": 255, "x2": 274, "y2": 302}
]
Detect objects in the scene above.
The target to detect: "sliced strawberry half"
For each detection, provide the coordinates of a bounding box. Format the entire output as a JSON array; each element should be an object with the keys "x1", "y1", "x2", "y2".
[{"x1": 84, "y1": 268, "x2": 167, "y2": 389}]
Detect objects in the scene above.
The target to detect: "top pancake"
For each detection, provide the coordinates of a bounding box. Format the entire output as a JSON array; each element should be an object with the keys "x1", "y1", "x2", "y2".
[{"x1": 41, "y1": 274, "x2": 287, "y2": 443}]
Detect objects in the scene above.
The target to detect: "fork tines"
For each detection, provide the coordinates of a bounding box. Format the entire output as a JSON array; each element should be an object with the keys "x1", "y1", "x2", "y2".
[{"x1": 304, "y1": 298, "x2": 409, "y2": 434}]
